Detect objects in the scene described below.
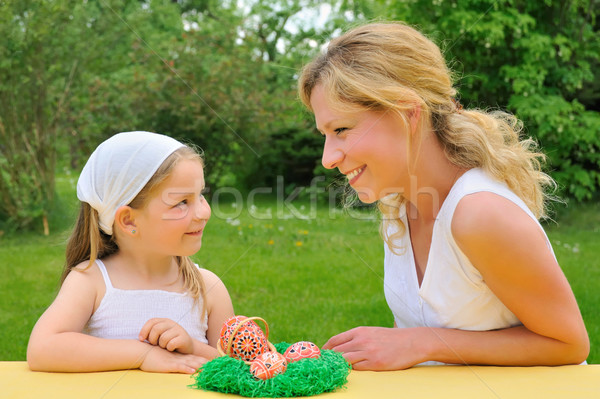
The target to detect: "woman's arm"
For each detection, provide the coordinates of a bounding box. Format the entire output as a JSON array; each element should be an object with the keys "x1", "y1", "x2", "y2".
[
  {"x1": 324, "y1": 192, "x2": 589, "y2": 370},
  {"x1": 444, "y1": 192, "x2": 589, "y2": 365},
  {"x1": 27, "y1": 265, "x2": 205, "y2": 373}
]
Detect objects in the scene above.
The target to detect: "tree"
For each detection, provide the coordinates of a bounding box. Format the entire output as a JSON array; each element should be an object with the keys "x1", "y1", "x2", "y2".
[
  {"x1": 0, "y1": 0, "x2": 186, "y2": 232},
  {"x1": 0, "y1": 0, "x2": 82, "y2": 233}
]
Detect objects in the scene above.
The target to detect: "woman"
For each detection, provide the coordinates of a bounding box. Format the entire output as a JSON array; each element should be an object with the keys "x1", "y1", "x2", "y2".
[{"x1": 298, "y1": 21, "x2": 589, "y2": 370}]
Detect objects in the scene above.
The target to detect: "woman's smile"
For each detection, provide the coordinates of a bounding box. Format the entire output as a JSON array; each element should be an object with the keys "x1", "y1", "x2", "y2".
[{"x1": 345, "y1": 165, "x2": 366, "y2": 185}]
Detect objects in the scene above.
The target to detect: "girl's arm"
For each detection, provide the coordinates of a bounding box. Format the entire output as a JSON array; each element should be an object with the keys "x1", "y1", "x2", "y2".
[
  {"x1": 201, "y1": 268, "x2": 235, "y2": 355},
  {"x1": 324, "y1": 192, "x2": 589, "y2": 370},
  {"x1": 27, "y1": 264, "x2": 206, "y2": 373},
  {"x1": 136, "y1": 269, "x2": 234, "y2": 359}
]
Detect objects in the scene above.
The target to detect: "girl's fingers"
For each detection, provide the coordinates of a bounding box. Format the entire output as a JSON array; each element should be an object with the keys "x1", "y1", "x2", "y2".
[
  {"x1": 139, "y1": 318, "x2": 163, "y2": 341},
  {"x1": 140, "y1": 319, "x2": 173, "y2": 345},
  {"x1": 159, "y1": 330, "x2": 179, "y2": 351}
]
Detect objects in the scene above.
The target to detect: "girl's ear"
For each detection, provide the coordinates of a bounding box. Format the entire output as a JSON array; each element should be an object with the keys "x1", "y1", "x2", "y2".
[{"x1": 114, "y1": 205, "x2": 137, "y2": 236}]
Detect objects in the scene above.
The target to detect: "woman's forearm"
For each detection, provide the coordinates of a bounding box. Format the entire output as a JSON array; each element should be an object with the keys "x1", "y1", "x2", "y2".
[
  {"x1": 324, "y1": 324, "x2": 588, "y2": 370},
  {"x1": 423, "y1": 325, "x2": 589, "y2": 366}
]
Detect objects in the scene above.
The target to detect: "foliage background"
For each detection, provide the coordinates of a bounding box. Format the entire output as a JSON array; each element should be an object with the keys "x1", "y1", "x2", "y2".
[{"x1": 1, "y1": 0, "x2": 598, "y2": 232}]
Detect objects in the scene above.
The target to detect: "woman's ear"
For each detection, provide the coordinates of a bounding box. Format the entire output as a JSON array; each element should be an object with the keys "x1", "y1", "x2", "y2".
[
  {"x1": 114, "y1": 205, "x2": 138, "y2": 237},
  {"x1": 408, "y1": 103, "x2": 422, "y2": 135}
]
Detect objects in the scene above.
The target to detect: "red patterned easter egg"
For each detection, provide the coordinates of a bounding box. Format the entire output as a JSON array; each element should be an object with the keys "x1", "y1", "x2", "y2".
[
  {"x1": 229, "y1": 324, "x2": 268, "y2": 362},
  {"x1": 219, "y1": 315, "x2": 269, "y2": 362},
  {"x1": 250, "y1": 351, "x2": 288, "y2": 380},
  {"x1": 219, "y1": 315, "x2": 248, "y2": 352},
  {"x1": 283, "y1": 341, "x2": 321, "y2": 363}
]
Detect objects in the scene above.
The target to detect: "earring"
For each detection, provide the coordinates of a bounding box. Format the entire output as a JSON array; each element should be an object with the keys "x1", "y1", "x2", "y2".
[{"x1": 131, "y1": 229, "x2": 136, "y2": 234}]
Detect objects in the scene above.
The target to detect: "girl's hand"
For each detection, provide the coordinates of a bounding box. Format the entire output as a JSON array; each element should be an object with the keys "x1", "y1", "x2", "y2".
[
  {"x1": 139, "y1": 345, "x2": 207, "y2": 374},
  {"x1": 139, "y1": 318, "x2": 194, "y2": 354},
  {"x1": 322, "y1": 326, "x2": 429, "y2": 371}
]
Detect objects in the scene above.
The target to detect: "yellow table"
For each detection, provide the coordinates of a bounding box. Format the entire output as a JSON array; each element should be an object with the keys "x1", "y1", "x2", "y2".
[{"x1": 2, "y1": 362, "x2": 599, "y2": 398}]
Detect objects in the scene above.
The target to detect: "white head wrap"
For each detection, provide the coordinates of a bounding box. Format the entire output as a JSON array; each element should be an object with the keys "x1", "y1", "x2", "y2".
[{"x1": 77, "y1": 131, "x2": 186, "y2": 235}]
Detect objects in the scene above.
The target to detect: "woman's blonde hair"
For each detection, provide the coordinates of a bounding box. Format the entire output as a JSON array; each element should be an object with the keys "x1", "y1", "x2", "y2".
[
  {"x1": 62, "y1": 146, "x2": 207, "y2": 315},
  {"x1": 298, "y1": 21, "x2": 555, "y2": 249}
]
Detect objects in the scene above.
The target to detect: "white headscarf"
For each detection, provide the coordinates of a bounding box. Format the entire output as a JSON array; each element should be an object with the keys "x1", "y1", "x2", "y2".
[{"x1": 77, "y1": 131, "x2": 186, "y2": 235}]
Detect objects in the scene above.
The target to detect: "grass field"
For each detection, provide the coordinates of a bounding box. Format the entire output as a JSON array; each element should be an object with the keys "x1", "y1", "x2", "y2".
[{"x1": 0, "y1": 175, "x2": 598, "y2": 364}]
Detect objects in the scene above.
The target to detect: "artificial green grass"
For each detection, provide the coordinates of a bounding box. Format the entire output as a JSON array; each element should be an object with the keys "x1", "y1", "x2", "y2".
[
  {"x1": 0, "y1": 176, "x2": 598, "y2": 364},
  {"x1": 191, "y1": 342, "x2": 351, "y2": 397}
]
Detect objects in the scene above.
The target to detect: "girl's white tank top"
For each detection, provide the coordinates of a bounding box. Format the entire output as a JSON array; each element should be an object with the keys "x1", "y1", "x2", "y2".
[{"x1": 83, "y1": 259, "x2": 208, "y2": 343}]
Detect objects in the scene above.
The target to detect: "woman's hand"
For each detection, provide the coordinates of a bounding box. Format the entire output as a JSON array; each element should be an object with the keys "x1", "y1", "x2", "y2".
[
  {"x1": 139, "y1": 318, "x2": 194, "y2": 354},
  {"x1": 323, "y1": 326, "x2": 431, "y2": 370},
  {"x1": 139, "y1": 345, "x2": 207, "y2": 374}
]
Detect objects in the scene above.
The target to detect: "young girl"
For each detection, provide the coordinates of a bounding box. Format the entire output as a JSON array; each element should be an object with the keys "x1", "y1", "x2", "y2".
[
  {"x1": 298, "y1": 22, "x2": 589, "y2": 370},
  {"x1": 27, "y1": 131, "x2": 234, "y2": 374}
]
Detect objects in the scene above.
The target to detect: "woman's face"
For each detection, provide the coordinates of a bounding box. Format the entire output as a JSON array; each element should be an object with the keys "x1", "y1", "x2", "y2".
[{"x1": 310, "y1": 84, "x2": 410, "y2": 203}]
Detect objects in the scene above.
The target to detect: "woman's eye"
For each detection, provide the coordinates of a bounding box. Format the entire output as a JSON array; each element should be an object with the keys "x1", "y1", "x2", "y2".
[{"x1": 334, "y1": 127, "x2": 347, "y2": 135}]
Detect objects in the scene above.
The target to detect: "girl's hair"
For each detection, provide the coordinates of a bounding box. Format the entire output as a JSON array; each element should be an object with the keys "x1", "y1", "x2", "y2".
[
  {"x1": 62, "y1": 146, "x2": 207, "y2": 314},
  {"x1": 298, "y1": 21, "x2": 555, "y2": 250}
]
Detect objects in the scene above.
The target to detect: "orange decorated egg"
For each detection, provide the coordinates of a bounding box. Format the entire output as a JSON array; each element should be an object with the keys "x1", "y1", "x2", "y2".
[
  {"x1": 283, "y1": 341, "x2": 321, "y2": 363},
  {"x1": 219, "y1": 315, "x2": 269, "y2": 362},
  {"x1": 250, "y1": 351, "x2": 287, "y2": 380},
  {"x1": 219, "y1": 315, "x2": 248, "y2": 352}
]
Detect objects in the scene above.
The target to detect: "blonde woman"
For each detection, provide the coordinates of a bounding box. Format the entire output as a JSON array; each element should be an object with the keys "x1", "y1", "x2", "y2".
[
  {"x1": 298, "y1": 22, "x2": 589, "y2": 370},
  {"x1": 28, "y1": 131, "x2": 234, "y2": 373}
]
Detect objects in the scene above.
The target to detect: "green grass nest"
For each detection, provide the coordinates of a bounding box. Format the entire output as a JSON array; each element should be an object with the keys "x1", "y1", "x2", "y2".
[{"x1": 190, "y1": 342, "x2": 351, "y2": 397}]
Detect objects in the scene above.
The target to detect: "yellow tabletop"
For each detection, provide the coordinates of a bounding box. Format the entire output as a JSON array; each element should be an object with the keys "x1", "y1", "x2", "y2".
[{"x1": 2, "y1": 362, "x2": 599, "y2": 399}]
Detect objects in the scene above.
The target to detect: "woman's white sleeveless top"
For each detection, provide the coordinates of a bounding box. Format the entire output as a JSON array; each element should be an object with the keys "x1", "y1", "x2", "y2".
[
  {"x1": 83, "y1": 259, "x2": 208, "y2": 343},
  {"x1": 384, "y1": 168, "x2": 553, "y2": 334}
]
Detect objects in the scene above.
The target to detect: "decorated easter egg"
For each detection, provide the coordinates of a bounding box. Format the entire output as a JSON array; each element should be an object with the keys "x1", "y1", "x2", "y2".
[
  {"x1": 219, "y1": 315, "x2": 248, "y2": 352},
  {"x1": 250, "y1": 351, "x2": 288, "y2": 380},
  {"x1": 219, "y1": 315, "x2": 269, "y2": 362},
  {"x1": 283, "y1": 341, "x2": 321, "y2": 363}
]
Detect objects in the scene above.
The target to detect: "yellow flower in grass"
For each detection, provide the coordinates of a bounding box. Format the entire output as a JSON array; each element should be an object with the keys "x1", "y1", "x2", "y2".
[
  {"x1": 268, "y1": 239, "x2": 274, "y2": 245},
  {"x1": 295, "y1": 241, "x2": 303, "y2": 247}
]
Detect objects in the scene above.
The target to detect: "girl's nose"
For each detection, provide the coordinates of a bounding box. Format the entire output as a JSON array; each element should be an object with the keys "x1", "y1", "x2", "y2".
[
  {"x1": 321, "y1": 136, "x2": 344, "y2": 170},
  {"x1": 195, "y1": 197, "x2": 211, "y2": 220}
]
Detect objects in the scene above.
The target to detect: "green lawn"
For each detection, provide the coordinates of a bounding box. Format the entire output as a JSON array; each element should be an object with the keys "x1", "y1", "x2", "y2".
[{"x1": 0, "y1": 176, "x2": 597, "y2": 364}]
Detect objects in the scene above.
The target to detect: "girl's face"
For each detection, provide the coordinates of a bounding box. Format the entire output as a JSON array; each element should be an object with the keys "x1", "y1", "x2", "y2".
[
  {"x1": 135, "y1": 159, "x2": 211, "y2": 257},
  {"x1": 310, "y1": 84, "x2": 410, "y2": 203}
]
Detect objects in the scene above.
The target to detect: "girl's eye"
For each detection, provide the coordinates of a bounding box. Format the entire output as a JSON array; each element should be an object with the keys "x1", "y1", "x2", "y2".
[
  {"x1": 334, "y1": 127, "x2": 347, "y2": 135},
  {"x1": 175, "y1": 199, "x2": 188, "y2": 207}
]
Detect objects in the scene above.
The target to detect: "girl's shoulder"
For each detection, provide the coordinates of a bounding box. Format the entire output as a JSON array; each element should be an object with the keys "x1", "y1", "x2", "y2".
[
  {"x1": 63, "y1": 260, "x2": 106, "y2": 309},
  {"x1": 196, "y1": 267, "x2": 231, "y2": 306},
  {"x1": 68, "y1": 260, "x2": 103, "y2": 282},
  {"x1": 197, "y1": 267, "x2": 225, "y2": 285}
]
